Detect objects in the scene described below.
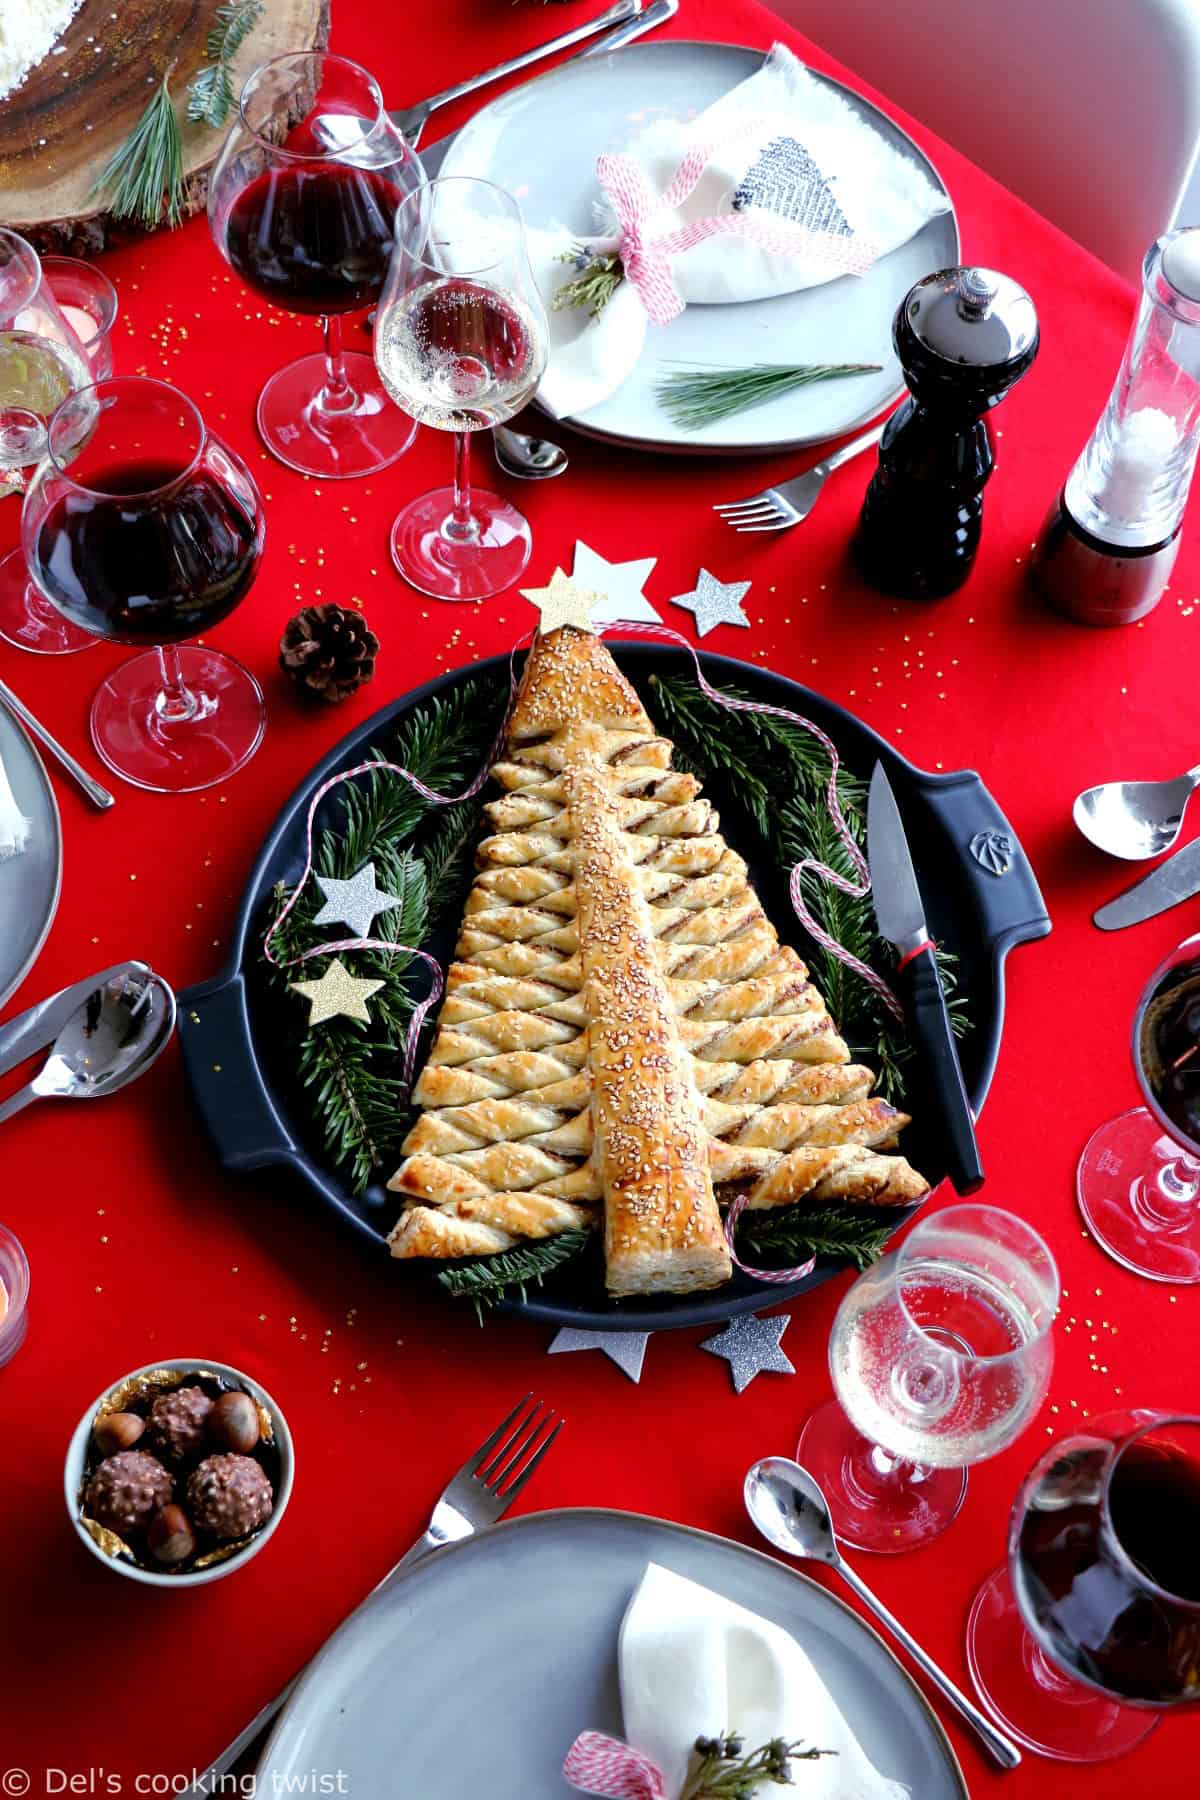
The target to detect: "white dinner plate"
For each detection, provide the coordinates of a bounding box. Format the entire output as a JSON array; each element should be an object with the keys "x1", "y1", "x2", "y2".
[
  {"x1": 259, "y1": 1508, "x2": 968, "y2": 1795},
  {"x1": 0, "y1": 704, "x2": 61, "y2": 1011},
  {"x1": 439, "y1": 41, "x2": 959, "y2": 455}
]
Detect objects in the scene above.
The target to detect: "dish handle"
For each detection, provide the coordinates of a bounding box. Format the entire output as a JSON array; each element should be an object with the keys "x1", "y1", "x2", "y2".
[
  {"x1": 916, "y1": 767, "x2": 1052, "y2": 956},
  {"x1": 178, "y1": 972, "x2": 300, "y2": 1170}
]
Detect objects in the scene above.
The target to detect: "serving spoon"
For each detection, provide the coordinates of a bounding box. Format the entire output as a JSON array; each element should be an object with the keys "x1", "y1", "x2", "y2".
[
  {"x1": 0, "y1": 967, "x2": 176, "y2": 1125},
  {"x1": 1073, "y1": 762, "x2": 1200, "y2": 860},
  {"x1": 493, "y1": 425, "x2": 569, "y2": 479},
  {"x1": 744, "y1": 1456, "x2": 1021, "y2": 1770}
]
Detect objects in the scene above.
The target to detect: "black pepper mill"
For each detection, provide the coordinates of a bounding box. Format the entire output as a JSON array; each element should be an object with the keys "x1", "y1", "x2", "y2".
[{"x1": 854, "y1": 266, "x2": 1039, "y2": 599}]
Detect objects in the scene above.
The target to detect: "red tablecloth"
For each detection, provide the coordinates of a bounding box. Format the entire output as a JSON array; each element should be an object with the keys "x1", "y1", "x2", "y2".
[{"x1": 3, "y1": 0, "x2": 1198, "y2": 1793}]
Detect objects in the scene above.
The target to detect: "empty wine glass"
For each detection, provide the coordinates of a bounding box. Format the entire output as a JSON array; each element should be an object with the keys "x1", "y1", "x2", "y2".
[
  {"x1": 0, "y1": 228, "x2": 96, "y2": 656},
  {"x1": 22, "y1": 377, "x2": 266, "y2": 793},
  {"x1": 967, "y1": 1410, "x2": 1200, "y2": 1761},
  {"x1": 374, "y1": 176, "x2": 550, "y2": 601},
  {"x1": 209, "y1": 50, "x2": 425, "y2": 479},
  {"x1": 1077, "y1": 933, "x2": 1200, "y2": 1282},
  {"x1": 798, "y1": 1204, "x2": 1059, "y2": 1552}
]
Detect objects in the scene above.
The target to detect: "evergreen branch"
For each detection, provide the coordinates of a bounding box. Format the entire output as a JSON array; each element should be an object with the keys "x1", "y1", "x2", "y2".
[
  {"x1": 436, "y1": 1230, "x2": 591, "y2": 1323},
  {"x1": 188, "y1": 0, "x2": 265, "y2": 127},
  {"x1": 552, "y1": 245, "x2": 624, "y2": 318},
  {"x1": 90, "y1": 70, "x2": 185, "y2": 230},
  {"x1": 657, "y1": 361, "x2": 882, "y2": 431},
  {"x1": 737, "y1": 1200, "x2": 899, "y2": 1272}
]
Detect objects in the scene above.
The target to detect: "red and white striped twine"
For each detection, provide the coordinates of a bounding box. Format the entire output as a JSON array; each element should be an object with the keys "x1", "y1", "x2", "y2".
[
  {"x1": 563, "y1": 1732, "x2": 666, "y2": 1799},
  {"x1": 262, "y1": 618, "x2": 901, "y2": 1095}
]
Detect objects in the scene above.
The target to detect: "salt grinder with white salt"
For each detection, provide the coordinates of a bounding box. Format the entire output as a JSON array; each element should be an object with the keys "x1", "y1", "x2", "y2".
[{"x1": 1032, "y1": 228, "x2": 1200, "y2": 625}]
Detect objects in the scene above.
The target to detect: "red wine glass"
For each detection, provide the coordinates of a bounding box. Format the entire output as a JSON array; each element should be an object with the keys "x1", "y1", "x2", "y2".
[
  {"x1": 967, "y1": 1411, "x2": 1200, "y2": 1761},
  {"x1": 374, "y1": 177, "x2": 549, "y2": 601},
  {"x1": 1077, "y1": 933, "x2": 1200, "y2": 1282},
  {"x1": 21, "y1": 377, "x2": 266, "y2": 793},
  {"x1": 209, "y1": 50, "x2": 424, "y2": 480}
]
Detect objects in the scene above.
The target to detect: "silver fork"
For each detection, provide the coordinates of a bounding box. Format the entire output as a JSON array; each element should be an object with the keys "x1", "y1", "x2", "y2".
[
  {"x1": 391, "y1": 0, "x2": 642, "y2": 147},
  {"x1": 187, "y1": 1394, "x2": 563, "y2": 1791},
  {"x1": 713, "y1": 420, "x2": 888, "y2": 533}
]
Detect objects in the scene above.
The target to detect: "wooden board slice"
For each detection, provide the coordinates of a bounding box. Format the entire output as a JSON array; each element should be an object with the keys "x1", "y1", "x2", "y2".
[{"x1": 0, "y1": 0, "x2": 330, "y2": 254}]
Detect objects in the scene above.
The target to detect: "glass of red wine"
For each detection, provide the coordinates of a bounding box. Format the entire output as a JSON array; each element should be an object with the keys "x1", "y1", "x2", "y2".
[
  {"x1": 208, "y1": 50, "x2": 424, "y2": 480},
  {"x1": 373, "y1": 177, "x2": 550, "y2": 601},
  {"x1": 967, "y1": 1411, "x2": 1200, "y2": 1760},
  {"x1": 21, "y1": 376, "x2": 266, "y2": 793},
  {"x1": 1077, "y1": 934, "x2": 1200, "y2": 1282}
]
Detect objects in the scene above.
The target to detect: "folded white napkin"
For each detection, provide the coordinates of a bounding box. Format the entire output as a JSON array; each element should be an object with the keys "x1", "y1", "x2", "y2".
[
  {"x1": 0, "y1": 746, "x2": 31, "y2": 864},
  {"x1": 619, "y1": 1563, "x2": 908, "y2": 1800},
  {"x1": 515, "y1": 44, "x2": 950, "y2": 419}
]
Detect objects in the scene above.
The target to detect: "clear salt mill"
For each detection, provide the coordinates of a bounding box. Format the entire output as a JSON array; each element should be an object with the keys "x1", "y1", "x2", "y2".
[{"x1": 1032, "y1": 228, "x2": 1200, "y2": 625}]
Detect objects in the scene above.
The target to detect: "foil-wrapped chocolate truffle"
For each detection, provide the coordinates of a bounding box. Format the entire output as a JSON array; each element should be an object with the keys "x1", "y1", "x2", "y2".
[
  {"x1": 147, "y1": 1384, "x2": 213, "y2": 1460},
  {"x1": 85, "y1": 1450, "x2": 173, "y2": 1536},
  {"x1": 187, "y1": 1454, "x2": 273, "y2": 1540}
]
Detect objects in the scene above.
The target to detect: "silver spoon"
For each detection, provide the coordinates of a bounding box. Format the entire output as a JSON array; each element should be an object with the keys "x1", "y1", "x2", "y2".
[
  {"x1": 0, "y1": 967, "x2": 176, "y2": 1125},
  {"x1": 493, "y1": 425, "x2": 569, "y2": 480},
  {"x1": 1073, "y1": 763, "x2": 1200, "y2": 860},
  {"x1": 745, "y1": 1457, "x2": 1021, "y2": 1771}
]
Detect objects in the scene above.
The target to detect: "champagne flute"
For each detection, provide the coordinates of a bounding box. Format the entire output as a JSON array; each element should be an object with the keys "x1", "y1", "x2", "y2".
[
  {"x1": 798, "y1": 1204, "x2": 1058, "y2": 1552},
  {"x1": 1077, "y1": 932, "x2": 1200, "y2": 1281},
  {"x1": 967, "y1": 1411, "x2": 1200, "y2": 1760},
  {"x1": 22, "y1": 377, "x2": 266, "y2": 793},
  {"x1": 374, "y1": 177, "x2": 549, "y2": 601},
  {"x1": 0, "y1": 228, "x2": 96, "y2": 656},
  {"x1": 209, "y1": 50, "x2": 425, "y2": 480}
]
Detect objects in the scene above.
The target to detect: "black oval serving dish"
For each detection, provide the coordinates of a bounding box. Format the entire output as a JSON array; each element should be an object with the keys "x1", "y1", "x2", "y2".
[{"x1": 179, "y1": 645, "x2": 1050, "y2": 1332}]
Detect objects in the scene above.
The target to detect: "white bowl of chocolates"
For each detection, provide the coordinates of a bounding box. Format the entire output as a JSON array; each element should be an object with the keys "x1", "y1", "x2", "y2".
[{"x1": 64, "y1": 1359, "x2": 294, "y2": 1586}]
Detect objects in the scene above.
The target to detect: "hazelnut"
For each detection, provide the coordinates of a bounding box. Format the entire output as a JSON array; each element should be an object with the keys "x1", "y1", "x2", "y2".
[
  {"x1": 148, "y1": 1385, "x2": 213, "y2": 1461},
  {"x1": 85, "y1": 1450, "x2": 173, "y2": 1536},
  {"x1": 147, "y1": 1504, "x2": 196, "y2": 1567},
  {"x1": 208, "y1": 1390, "x2": 260, "y2": 1455},
  {"x1": 93, "y1": 1410, "x2": 145, "y2": 1457}
]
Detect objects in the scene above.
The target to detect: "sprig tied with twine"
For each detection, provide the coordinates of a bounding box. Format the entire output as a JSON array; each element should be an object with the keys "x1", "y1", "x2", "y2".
[{"x1": 553, "y1": 244, "x2": 625, "y2": 319}]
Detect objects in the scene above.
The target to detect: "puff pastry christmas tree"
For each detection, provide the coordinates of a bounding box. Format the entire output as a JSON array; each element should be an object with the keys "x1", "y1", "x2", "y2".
[{"x1": 388, "y1": 626, "x2": 927, "y2": 1298}]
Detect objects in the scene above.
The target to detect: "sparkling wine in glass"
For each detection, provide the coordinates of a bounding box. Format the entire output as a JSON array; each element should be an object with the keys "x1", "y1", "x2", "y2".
[
  {"x1": 967, "y1": 1411, "x2": 1200, "y2": 1761},
  {"x1": 1078, "y1": 933, "x2": 1200, "y2": 1282},
  {"x1": 209, "y1": 50, "x2": 424, "y2": 480},
  {"x1": 22, "y1": 377, "x2": 266, "y2": 793},
  {"x1": 799, "y1": 1204, "x2": 1058, "y2": 1552},
  {"x1": 0, "y1": 228, "x2": 97, "y2": 657},
  {"x1": 374, "y1": 176, "x2": 550, "y2": 601}
]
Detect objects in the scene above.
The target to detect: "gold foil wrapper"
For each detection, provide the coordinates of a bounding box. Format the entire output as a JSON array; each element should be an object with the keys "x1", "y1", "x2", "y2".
[
  {"x1": 81, "y1": 1515, "x2": 134, "y2": 1562},
  {"x1": 192, "y1": 1533, "x2": 255, "y2": 1571}
]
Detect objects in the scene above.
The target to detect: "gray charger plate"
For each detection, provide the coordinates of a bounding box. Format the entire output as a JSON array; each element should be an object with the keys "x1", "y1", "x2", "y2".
[
  {"x1": 0, "y1": 704, "x2": 61, "y2": 1012},
  {"x1": 259, "y1": 1508, "x2": 969, "y2": 1796}
]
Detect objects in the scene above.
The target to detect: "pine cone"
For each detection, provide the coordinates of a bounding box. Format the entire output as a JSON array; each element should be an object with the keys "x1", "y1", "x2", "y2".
[{"x1": 280, "y1": 604, "x2": 379, "y2": 703}]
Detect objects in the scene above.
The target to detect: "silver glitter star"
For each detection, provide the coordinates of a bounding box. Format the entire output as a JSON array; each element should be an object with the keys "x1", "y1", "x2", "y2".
[
  {"x1": 548, "y1": 1327, "x2": 650, "y2": 1383},
  {"x1": 312, "y1": 862, "x2": 406, "y2": 940},
  {"x1": 700, "y1": 1311, "x2": 794, "y2": 1394},
  {"x1": 670, "y1": 568, "x2": 752, "y2": 638}
]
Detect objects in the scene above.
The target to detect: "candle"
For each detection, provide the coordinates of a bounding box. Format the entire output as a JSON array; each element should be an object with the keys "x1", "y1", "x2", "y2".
[{"x1": 59, "y1": 301, "x2": 99, "y2": 344}]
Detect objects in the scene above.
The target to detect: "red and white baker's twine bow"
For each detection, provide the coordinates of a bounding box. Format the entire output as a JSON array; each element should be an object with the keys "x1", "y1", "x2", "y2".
[
  {"x1": 564, "y1": 1732, "x2": 665, "y2": 1799},
  {"x1": 263, "y1": 620, "x2": 902, "y2": 1278},
  {"x1": 595, "y1": 140, "x2": 877, "y2": 328}
]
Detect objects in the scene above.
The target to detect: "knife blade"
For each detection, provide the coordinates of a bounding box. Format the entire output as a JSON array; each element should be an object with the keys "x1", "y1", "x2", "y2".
[
  {"x1": 867, "y1": 763, "x2": 984, "y2": 1195},
  {"x1": 1094, "y1": 834, "x2": 1200, "y2": 930},
  {"x1": 410, "y1": 0, "x2": 679, "y2": 178}
]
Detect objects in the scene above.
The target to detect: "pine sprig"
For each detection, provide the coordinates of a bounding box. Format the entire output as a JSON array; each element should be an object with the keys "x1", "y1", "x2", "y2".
[
  {"x1": 187, "y1": 0, "x2": 265, "y2": 127},
  {"x1": 90, "y1": 69, "x2": 185, "y2": 230},
  {"x1": 736, "y1": 1200, "x2": 898, "y2": 1273},
  {"x1": 553, "y1": 245, "x2": 625, "y2": 319},
  {"x1": 657, "y1": 361, "x2": 882, "y2": 432},
  {"x1": 436, "y1": 1230, "x2": 591, "y2": 1323}
]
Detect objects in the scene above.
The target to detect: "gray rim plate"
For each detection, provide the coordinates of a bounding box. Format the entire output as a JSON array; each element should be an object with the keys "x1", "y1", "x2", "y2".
[
  {"x1": 0, "y1": 705, "x2": 61, "y2": 1012},
  {"x1": 259, "y1": 1507, "x2": 969, "y2": 1796}
]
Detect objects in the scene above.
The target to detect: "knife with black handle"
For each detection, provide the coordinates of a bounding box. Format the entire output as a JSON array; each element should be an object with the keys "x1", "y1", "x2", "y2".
[{"x1": 867, "y1": 762, "x2": 985, "y2": 1194}]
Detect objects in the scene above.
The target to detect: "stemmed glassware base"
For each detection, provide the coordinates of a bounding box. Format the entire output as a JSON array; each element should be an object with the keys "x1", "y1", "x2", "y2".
[
  {"x1": 1077, "y1": 1106, "x2": 1200, "y2": 1283},
  {"x1": 91, "y1": 646, "x2": 265, "y2": 793},
  {"x1": 0, "y1": 546, "x2": 94, "y2": 655},
  {"x1": 966, "y1": 1566, "x2": 1158, "y2": 1762},
  {"x1": 258, "y1": 349, "x2": 418, "y2": 480},
  {"x1": 389, "y1": 483, "x2": 533, "y2": 601},
  {"x1": 796, "y1": 1398, "x2": 967, "y2": 1552}
]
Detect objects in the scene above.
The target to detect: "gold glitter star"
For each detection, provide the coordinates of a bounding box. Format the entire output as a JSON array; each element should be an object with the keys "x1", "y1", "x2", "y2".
[
  {"x1": 519, "y1": 567, "x2": 602, "y2": 635},
  {"x1": 290, "y1": 958, "x2": 384, "y2": 1027}
]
